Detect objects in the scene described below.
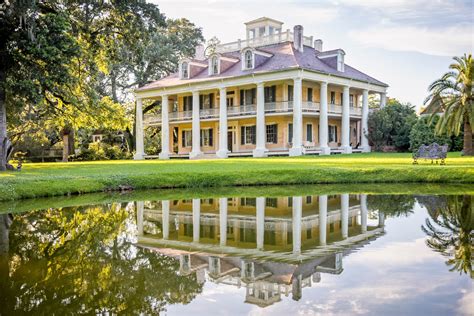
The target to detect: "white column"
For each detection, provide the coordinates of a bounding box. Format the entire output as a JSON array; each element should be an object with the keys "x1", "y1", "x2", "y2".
[
  {"x1": 216, "y1": 87, "x2": 229, "y2": 158},
  {"x1": 256, "y1": 197, "x2": 265, "y2": 250},
  {"x1": 136, "y1": 201, "x2": 144, "y2": 236},
  {"x1": 290, "y1": 78, "x2": 303, "y2": 156},
  {"x1": 292, "y1": 196, "x2": 302, "y2": 255},
  {"x1": 380, "y1": 92, "x2": 387, "y2": 108},
  {"x1": 319, "y1": 195, "x2": 328, "y2": 246},
  {"x1": 190, "y1": 90, "x2": 202, "y2": 159},
  {"x1": 162, "y1": 200, "x2": 170, "y2": 239},
  {"x1": 378, "y1": 211, "x2": 385, "y2": 228},
  {"x1": 361, "y1": 90, "x2": 371, "y2": 152},
  {"x1": 319, "y1": 82, "x2": 330, "y2": 155},
  {"x1": 219, "y1": 197, "x2": 228, "y2": 246},
  {"x1": 193, "y1": 199, "x2": 200, "y2": 242},
  {"x1": 159, "y1": 95, "x2": 170, "y2": 159},
  {"x1": 134, "y1": 98, "x2": 145, "y2": 160},
  {"x1": 253, "y1": 82, "x2": 267, "y2": 157},
  {"x1": 341, "y1": 194, "x2": 349, "y2": 239},
  {"x1": 341, "y1": 86, "x2": 352, "y2": 154},
  {"x1": 360, "y1": 194, "x2": 368, "y2": 233}
]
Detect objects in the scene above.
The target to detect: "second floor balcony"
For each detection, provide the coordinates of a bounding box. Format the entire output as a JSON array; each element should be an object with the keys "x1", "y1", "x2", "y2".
[{"x1": 144, "y1": 101, "x2": 361, "y2": 125}]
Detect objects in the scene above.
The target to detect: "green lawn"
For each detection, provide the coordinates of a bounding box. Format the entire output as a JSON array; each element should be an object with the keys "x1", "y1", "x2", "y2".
[{"x1": 0, "y1": 152, "x2": 473, "y2": 201}]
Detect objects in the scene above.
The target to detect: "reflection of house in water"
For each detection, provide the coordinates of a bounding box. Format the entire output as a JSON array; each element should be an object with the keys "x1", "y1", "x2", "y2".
[{"x1": 136, "y1": 194, "x2": 385, "y2": 307}]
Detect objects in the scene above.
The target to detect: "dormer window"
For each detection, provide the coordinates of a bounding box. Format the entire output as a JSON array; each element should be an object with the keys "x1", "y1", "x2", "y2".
[
  {"x1": 180, "y1": 61, "x2": 189, "y2": 79},
  {"x1": 243, "y1": 50, "x2": 254, "y2": 70},
  {"x1": 208, "y1": 55, "x2": 220, "y2": 75}
]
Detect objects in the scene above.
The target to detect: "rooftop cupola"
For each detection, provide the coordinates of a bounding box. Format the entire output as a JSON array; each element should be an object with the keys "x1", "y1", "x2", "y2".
[{"x1": 244, "y1": 17, "x2": 283, "y2": 40}]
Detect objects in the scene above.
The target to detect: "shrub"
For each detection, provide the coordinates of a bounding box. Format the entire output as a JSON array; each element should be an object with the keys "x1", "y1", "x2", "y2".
[
  {"x1": 72, "y1": 143, "x2": 130, "y2": 161},
  {"x1": 409, "y1": 116, "x2": 451, "y2": 152}
]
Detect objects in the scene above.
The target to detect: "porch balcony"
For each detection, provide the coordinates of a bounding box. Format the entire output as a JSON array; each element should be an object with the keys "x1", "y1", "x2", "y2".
[{"x1": 144, "y1": 101, "x2": 337, "y2": 126}]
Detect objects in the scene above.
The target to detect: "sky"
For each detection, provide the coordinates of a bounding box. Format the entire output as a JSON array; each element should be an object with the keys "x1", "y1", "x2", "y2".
[{"x1": 151, "y1": 0, "x2": 473, "y2": 111}]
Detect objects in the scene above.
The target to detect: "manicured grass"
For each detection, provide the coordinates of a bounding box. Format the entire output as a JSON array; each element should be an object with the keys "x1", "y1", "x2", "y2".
[{"x1": 0, "y1": 152, "x2": 473, "y2": 201}]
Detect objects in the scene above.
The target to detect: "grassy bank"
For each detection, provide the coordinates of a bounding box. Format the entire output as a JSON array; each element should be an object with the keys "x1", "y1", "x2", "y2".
[{"x1": 0, "y1": 152, "x2": 473, "y2": 201}]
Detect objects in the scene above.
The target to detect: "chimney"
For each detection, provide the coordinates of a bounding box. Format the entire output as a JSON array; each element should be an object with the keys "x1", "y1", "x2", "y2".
[
  {"x1": 314, "y1": 39, "x2": 323, "y2": 52},
  {"x1": 194, "y1": 44, "x2": 205, "y2": 60},
  {"x1": 293, "y1": 25, "x2": 304, "y2": 52}
]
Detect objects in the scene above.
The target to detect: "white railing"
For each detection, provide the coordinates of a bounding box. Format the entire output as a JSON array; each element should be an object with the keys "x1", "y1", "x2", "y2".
[
  {"x1": 328, "y1": 103, "x2": 342, "y2": 114},
  {"x1": 264, "y1": 101, "x2": 293, "y2": 113},
  {"x1": 171, "y1": 110, "x2": 193, "y2": 121},
  {"x1": 200, "y1": 108, "x2": 219, "y2": 119},
  {"x1": 302, "y1": 101, "x2": 320, "y2": 112},
  {"x1": 350, "y1": 107, "x2": 362, "y2": 116},
  {"x1": 217, "y1": 31, "x2": 314, "y2": 53},
  {"x1": 144, "y1": 113, "x2": 161, "y2": 125},
  {"x1": 228, "y1": 104, "x2": 256, "y2": 117}
]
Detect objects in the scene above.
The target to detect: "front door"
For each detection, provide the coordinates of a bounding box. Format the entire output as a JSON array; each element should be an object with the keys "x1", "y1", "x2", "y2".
[{"x1": 227, "y1": 131, "x2": 233, "y2": 152}]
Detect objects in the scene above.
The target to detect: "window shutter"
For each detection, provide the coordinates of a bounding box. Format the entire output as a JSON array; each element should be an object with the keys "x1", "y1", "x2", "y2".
[
  {"x1": 272, "y1": 86, "x2": 276, "y2": 102},
  {"x1": 251, "y1": 126, "x2": 256, "y2": 144},
  {"x1": 251, "y1": 88, "x2": 256, "y2": 104},
  {"x1": 241, "y1": 126, "x2": 245, "y2": 144},
  {"x1": 240, "y1": 90, "x2": 244, "y2": 106},
  {"x1": 274, "y1": 124, "x2": 278, "y2": 144},
  {"x1": 199, "y1": 95, "x2": 203, "y2": 109},
  {"x1": 288, "y1": 123, "x2": 293, "y2": 143},
  {"x1": 340, "y1": 93, "x2": 343, "y2": 104},
  {"x1": 335, "y1": 126, "x2": 338, "y2": 142},
  {"x1": 200, "y1": 130, "x2": 203, "y2": 147},
  {"x1": 182, "y1": 131, "x2": 185, "y2": 147},
  {"x1": 209, "y1": 128, "x2": 213, "y2": 147},
  {"x1": 210, "y1": 93, "x2": 214, "y2": 108}
]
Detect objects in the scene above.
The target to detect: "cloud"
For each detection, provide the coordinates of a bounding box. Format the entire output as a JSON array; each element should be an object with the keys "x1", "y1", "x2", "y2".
[
  {"x1": 457, "y1": 290, "x2": 474, "y2": 316},
  {"x1": 349, "y1": 24, "x2": 472, "y2": 56}
]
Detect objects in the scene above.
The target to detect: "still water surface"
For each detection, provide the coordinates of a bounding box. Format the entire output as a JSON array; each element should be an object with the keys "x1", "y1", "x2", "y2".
[{"x1": 0, "y1": 186, "x2": 472, "y2": 315}]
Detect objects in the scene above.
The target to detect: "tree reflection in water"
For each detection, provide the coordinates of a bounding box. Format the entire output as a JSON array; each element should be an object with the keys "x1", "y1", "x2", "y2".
[
  {"x1": 421, "y1": 195, "x2": 473, "y2": 278},
  {"x1": 0, "y1": 203, "x2": 203, "y2": 314}
]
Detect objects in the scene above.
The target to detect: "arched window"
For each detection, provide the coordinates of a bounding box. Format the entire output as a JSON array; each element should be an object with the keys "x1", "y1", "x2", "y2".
[
  {"x1": 244, "y1": 50, "x2": 253, "y2": 69},
  {"x1": 211, "y1": 56, "x2": 219, "y2": 75},
  {"x1": 181, "y1": 62, "x2": 189, "y2": 79}
]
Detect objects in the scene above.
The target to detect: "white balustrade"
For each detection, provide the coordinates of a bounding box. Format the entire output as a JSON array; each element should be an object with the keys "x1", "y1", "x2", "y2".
[
  {"x1": 217, "y1": 32, "x2": 314, "y2": 53},
  {"x1": 227, "y1": 104, "x2": 256, "y2": 117},
  {"x1": 199, "y1": 108, "x2": 220, "y2": 119},
  {"x1": 264, "y1": 101, "x2": 293, "y2": 113},
  {"x1": 302, "y1": 101, "x2": 320, "y2": 112},
  {"x1": 350, "y1": 106, "x2": 362, "y2": 116},
  {"x1": 328, "y1": 103, "x2": 342, "y2": 114}
]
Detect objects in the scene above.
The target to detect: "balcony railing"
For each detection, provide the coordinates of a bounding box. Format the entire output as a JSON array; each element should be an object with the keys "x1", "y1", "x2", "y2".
[
  {"x1": 144, "y1": 102, "x2": 356, "y2": 125},
  {"x1": 217, "y1": 31, "x2": 313, "y2": 53}
]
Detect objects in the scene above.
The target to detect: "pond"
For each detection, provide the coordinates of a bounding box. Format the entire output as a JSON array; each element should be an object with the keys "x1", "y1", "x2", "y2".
[{"x1": 0, "y1": 185, "x2": 472, "y2": 315}]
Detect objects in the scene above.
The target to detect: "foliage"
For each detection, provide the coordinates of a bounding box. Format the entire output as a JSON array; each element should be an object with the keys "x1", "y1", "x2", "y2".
[
  {"x1": 0, "y1": 203, "x2": 203, "y2": 314},
  {"x1": 367, "y1": 99, "x2": 418, "y2": 151},
  {"x1": 421, "y1": 195, "x2": 473, "y2": 278},
  {"x1": 72, "y1": 142, "x2": 131, "y2": 161},
  {"x1": 409, "y1": 116, "x2": 456, "y2": 152},
  {"x1": 367, "y1": 194, "x2": 415, "y2": 217},
  {"x1": 0, "y1": 153, "x2": 472, "y2": 201},
  {"x1": 425, "y1": 54, "x2": 474, "y2": 155}
]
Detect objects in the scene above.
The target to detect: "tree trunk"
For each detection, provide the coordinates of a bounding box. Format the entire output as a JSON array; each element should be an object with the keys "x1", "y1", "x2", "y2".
[
  {"x1": 62, "y1": 133, "x2": 69, "y2": 162},
  {"x1": 0, "y1": 69, "x2": 7, "y2": 171},
  {"x1": 111, "y1": 68, "x2": 118, "y2": 103},
  {"x1": 462, "y1": 118, "x2": 473, "y2": 156}
]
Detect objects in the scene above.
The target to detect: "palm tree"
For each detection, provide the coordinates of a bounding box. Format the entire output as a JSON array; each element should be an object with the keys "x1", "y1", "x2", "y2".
[
  {"x1": 422, "y1": 195, "x2": 473, "y2": 278},
  {"x1": 425, "y1": 54, "x2": 473, "y2": 155}
]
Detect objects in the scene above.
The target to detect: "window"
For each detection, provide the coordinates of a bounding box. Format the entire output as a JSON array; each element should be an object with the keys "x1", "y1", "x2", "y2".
[
  {"x1": 244, "y1": 50, "x2": 253, "y2": 69},
  {"x1": 288, "y1": 123, "x2": 293, "y2": 143},
  {"x1": 211, "y1": 56, "x2": 219, "y2": 75},
  {"x1": 306, "y1": 124, "x2": 313, "y2": 142},
  {"x1": 288, "y1": 197, "x2": 293, "y2": 207},
  {"x1": 350, "y1": 94, "x2": 354, "y2": 107},
  {"x1": 240, "y1": 197, "x2": 256, "y2": 206},
  {"x1": 199, "y1": 93, "x2": 214, "y2": 109},
  {"x1": 266, "y1": 198, "x2": 278, "y2": 208},
  {"x1": 183, "y1": 96, "x2": 193, "y2": 111},
  {"x1": 307, "y1": 88, "x2": 313, "y2": 102},
  {"x1": 240, "y1": 88, "x2": 256, "y2": 105},
  {"x1": 288, "y1": 85, "x2": 294, "y2": 101},
  {"x1": 259, "y1": 26, "x2": 265, "y2": 36},
  {"x1": 264, "y1": 86, "x2": 276, "y2": 102},
  {"x1": 266, "y1": 124, "x2": 278, "y2": 144},
  {"x1": 329, "y1": 125, "x2": 338, "y2": 143},
  {"x1": 306, "y1": 196, "x2": 312, "y2": 204},
  {"x1": 330, "y1": 91, "x2": 335, "y2": 104},
  {"x1": 340, "y1": 93, "x2": 343, "y2": 105},
  {"x1": 181, "y1": 62, "x2": 189, "y2": 79},
  {"x1": 200, "y1": 128, "x2": 213, "y2": 147},
  {"x1": 226, "y1": 97, "x2": 234, "y2": 107},
  {"x1": 241, "y1": 125, "x2": 256, "y2": 145},
  {"x1": 182, "y1": 130, "x2": 192, "y2": 147}
]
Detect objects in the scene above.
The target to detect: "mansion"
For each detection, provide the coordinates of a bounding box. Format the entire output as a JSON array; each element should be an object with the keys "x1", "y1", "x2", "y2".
[{"x1": 134, "y1": 17, "x2": 388, "y2": 159}]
